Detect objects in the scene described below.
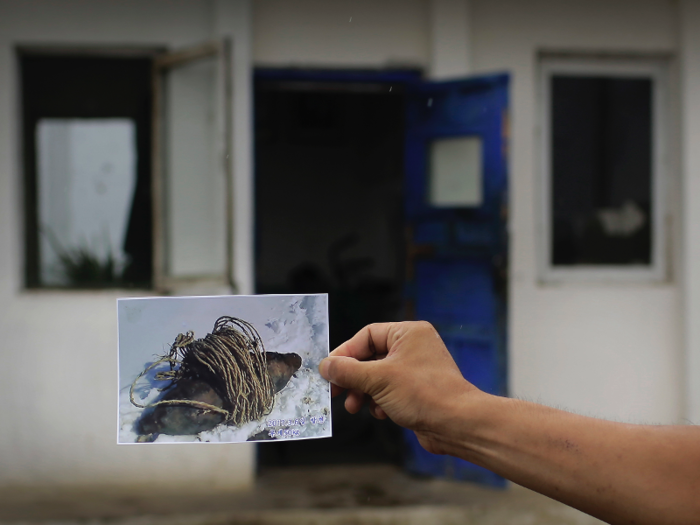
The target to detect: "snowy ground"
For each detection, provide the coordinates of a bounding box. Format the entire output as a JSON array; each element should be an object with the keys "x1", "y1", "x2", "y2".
[
  {"x1": 118, "y1": 366, "x2": 331, "y2": 443},
  {"x1": 118, "y1": 294, "x2": 332, "y2": 444}
]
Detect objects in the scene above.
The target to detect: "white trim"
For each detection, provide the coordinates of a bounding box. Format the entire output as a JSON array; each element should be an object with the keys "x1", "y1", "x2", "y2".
[
  {"x1": 538, "y1": 56, "x2": 670, "y2": 284},
  {"x1": 680, "y1": 0, "x2": 700, "y2": 423},
  {"x1": 429, "y1": 0, "x2": 472, "y2": 79}
]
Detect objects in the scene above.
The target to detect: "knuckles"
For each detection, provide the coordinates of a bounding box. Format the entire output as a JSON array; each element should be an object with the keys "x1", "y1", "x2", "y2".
[{"x1": 412, "y1": 320, "x2": 436, "y2": 335}]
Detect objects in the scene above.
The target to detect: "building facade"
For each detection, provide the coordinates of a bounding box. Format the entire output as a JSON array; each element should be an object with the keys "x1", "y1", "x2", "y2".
[{"x1": 0, "y1": 0, "x2": 697, "y2": 489}]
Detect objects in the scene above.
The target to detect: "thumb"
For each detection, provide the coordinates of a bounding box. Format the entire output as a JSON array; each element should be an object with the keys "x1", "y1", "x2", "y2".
[{"x1": 319, "y1": 356, "x2": 374, "y2": 393}]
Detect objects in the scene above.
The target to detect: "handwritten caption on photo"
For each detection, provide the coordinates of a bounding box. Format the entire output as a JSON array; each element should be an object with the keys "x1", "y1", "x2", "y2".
[{"x1": 265, "y1": 415, "x2": 327, "y2": 438}]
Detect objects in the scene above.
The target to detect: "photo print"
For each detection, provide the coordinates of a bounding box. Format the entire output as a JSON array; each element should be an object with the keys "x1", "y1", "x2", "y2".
[{"x1": 118, "y1": 294, "x2": 331, "y2": 444}]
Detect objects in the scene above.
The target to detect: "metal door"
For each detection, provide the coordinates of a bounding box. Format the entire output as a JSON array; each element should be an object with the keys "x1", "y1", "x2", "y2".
[{"x1": 403, "y1": 74, "x2": 509, "y2": 487}]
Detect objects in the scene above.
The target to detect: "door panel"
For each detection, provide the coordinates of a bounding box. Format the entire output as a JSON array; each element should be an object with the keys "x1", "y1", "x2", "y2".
[
  {"x1": 415, "y1": 259, "x2": 495, "y2": 327},
  {"x1": 403, "y1": 74, "x2": 508, "y2": 487}
]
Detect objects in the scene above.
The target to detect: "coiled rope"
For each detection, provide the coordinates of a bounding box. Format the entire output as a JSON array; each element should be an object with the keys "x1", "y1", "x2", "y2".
[{"x1": 130, "y1": 316, "x2": 274, "y2": 426}]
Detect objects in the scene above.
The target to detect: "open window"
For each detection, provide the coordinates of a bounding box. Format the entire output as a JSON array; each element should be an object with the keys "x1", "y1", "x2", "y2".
[
  {"x1": 539, "y1": 56, "x2": 669, "y2": 282},
  {"x1": 20, "y1": 40, "x2": 233, "y2": 292},
  {"x1": 152, "y1": 40, "x2": 234, "y2": 294}
]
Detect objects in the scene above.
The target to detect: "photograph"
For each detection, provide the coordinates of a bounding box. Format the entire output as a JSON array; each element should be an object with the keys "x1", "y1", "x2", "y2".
[{"x1": 117, "y1": 294, "x2": 331, "y2": 444}]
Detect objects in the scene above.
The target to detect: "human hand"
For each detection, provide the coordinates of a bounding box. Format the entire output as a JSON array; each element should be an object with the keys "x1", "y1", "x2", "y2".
[
  {"x1": 323, "y1": 325, "x2": 700, "y2": 525},
  {"x1": 319, "y1": 321, "x2": 482, "y2": 455}
]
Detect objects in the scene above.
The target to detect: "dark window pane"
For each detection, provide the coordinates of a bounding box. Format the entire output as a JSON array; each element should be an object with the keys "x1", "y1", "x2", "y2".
[
  {"x1": 21, "y1": 55, "x2": 153, "y2": 288},
  {"x1": 550, "y1": 75, "x2": 652, "y2": 266}
]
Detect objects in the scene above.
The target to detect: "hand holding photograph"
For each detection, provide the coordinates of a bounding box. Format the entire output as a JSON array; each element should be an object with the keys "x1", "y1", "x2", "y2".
[{"x1": 118, "y1": 294, "x2": 331, "y2": 444}]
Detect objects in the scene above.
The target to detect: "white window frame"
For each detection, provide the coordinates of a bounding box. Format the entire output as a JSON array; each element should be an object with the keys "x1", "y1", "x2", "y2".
[
  {"x1": 151, "y1": 39, "x2": 235, "y2": 295},
  {"x1": 538, "y1": 56, "x2": 670, "y2": 284}
]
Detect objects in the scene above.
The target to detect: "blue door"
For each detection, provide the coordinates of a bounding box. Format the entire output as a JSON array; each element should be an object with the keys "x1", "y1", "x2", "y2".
[{"x1": 403, "y1": 74, "x2": 509, "y2": 487}]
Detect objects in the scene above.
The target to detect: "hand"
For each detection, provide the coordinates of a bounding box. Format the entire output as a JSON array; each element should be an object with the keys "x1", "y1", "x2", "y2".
[
  {"x1": 325, "y1": 323, "x2": 700, "y2": 525},
  {"x1": 319, "y1": 321, "x2": 482, "y2": 455}
]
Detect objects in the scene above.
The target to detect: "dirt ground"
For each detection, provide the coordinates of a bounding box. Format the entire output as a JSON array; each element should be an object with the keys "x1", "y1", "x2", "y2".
[{"x1": 0, "y1": 464, "x2": 605, "y2": 525}]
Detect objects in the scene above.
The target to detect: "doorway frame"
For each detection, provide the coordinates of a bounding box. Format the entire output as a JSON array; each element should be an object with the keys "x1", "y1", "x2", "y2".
[
  {"x1": 252, "y1": 67, "x2": 422, "y2": 470},
  {"x1": 251, "y1": 68, "x2": 510, "y2": 484}
]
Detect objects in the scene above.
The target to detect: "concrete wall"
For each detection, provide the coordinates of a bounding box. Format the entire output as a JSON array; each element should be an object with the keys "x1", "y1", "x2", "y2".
[
  {"x1": 253, "y1": 0, "x2": 430, "y2": 68},
  {"x1": 473, "y1": 0, "x2": 682, "y2": 423},
  {"x1": 0, "y1": 0, "x2": 255, "y2": 488},
  {"x1": 254, "y1": 0, "x2": 686, "y2": 424},
  {"x1": 680, "y1": 0, "x2": 700, "y2": 424}
]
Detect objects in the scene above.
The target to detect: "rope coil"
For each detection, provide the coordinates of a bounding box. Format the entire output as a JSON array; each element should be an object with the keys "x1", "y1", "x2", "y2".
[{"x1": 130, "y1": 316, "x2": 275, "y2": 426}]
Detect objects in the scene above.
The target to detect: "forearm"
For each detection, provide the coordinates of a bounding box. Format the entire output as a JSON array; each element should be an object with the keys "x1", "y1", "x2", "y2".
[{"x1": 431, "y1": 392, "x2": 700, "y2": 525}]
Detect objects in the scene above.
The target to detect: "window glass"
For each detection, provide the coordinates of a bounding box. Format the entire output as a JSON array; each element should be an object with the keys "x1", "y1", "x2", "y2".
[
  {"x1": 429, "y1": 136, "x2": 483, "y2": 207},
  {"x1": 550, "y1": 75, "x2": 652, "y2": 266},
  {"x1": 21, "y1": 54, "x2": 153, "y2": 289},
  {"x1": 37, "y1": 119, "x2": 136, "y2": 286}
]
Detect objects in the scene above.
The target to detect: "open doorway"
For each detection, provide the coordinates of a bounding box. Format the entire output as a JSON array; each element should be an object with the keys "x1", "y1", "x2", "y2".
[
  {"x1": 254, "y1": 70, "x2": 509, "y2": 484},
  {"x1": 254, "y1": 72, "x2": 409, "y2": 467}
]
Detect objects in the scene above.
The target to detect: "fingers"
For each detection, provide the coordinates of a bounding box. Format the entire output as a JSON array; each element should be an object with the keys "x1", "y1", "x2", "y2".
[
  {"x1": 322, "y1": 322, "x2": 404, "y2": 420},
  {"x1": 344, "y1": 389, "x2": 365, "y2": 414},
  {"x1": 329, "y1": 323, "x2": 396, "y2": 361},
  {"x1": 346, "y1": 393, "x2": 388, "y2": 419},
  {"x1": 324, "y1": 323, "x2": 398, "y2": 398},
  {"x1": 319, "y1": 355, "x2": 375, "y2": 393},
  {"x1": 370, "y1": 400, "x2": 387, "y2": 420},
  {"x1": 321, "y1": 355, "x2": 390, "y2": 419},
  {"x1": 330, "y1": 383, "x2": 345, "y2": 398}
]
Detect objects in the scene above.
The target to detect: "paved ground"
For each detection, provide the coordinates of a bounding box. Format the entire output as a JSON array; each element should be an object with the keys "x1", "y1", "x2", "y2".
[{"x1": 0, "y1": 465, "x2": 605, "y2": 525}]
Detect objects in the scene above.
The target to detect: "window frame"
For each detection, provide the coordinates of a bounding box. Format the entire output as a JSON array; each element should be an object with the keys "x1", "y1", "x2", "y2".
[
  {"x1": 151, "y1": 38, "x2": 234, "y2": 294},
  {"x1": 538, "y1": 55, "x2": 670, "y2": 284},
  {"x1": 17, "y1": 46, "x2": 161, "y2": 290},
  {"x1": 17, "y1": 41, "x2": 233, "y2": 294}
]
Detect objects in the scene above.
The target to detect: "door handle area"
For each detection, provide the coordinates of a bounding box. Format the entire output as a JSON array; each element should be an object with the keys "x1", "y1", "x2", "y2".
[{"x1": 405, "y1": 226, "x2": 435, "y2": 281}]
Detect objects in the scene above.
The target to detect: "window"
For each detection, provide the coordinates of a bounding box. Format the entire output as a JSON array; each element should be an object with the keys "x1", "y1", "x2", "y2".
[
  {"x1": 539, "y1": 57, "x2": 668, "y2": 282},
  {"x1": 429, "y1": 136, "x2": 483, "y2": 208},
  {"x1": 152, "y1": 42, "x2": 232, "y2": 293},
  {"x1": 20, "y1": 41, "x2": 232, "y2": 292},
  {"x1": 21, "y1": 53, "x2": 154, "y2": 289}
]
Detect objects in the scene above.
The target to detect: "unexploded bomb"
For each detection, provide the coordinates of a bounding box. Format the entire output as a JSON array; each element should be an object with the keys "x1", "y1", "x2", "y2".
[{"x1": 130, "y1": 316, "x2": 302, "y2": 441}]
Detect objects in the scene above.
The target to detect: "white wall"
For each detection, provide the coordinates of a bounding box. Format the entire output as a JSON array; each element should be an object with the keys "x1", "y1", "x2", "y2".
[
  {"x1": 0, "y1": 0, "x2": 255, "y2": 489},
  {"x1": 680, "y1": 0, "x2": 700, "y2": 424},
  {"x1": 254, "y1": 0, "x2": 685, "y2": 425},
  {"x1": 429, "y1": 0, "x2": 473, "y2": 79},
  {"x1": 253, "y1": 0, "x2": 430, "y2": 68},
  {"x1": 470, "y1": 0, "x2": 683, "y2": 423}
]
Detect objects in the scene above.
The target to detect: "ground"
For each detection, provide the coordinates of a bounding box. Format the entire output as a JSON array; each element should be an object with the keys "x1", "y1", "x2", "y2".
[{"x1": 0, "y1": 465, "x2": 605, "y2": 525}]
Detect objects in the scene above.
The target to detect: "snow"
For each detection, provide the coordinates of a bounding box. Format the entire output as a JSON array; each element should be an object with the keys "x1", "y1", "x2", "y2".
[{"x1": 118, "y1": 294, "x2": 331, "y2": 444}]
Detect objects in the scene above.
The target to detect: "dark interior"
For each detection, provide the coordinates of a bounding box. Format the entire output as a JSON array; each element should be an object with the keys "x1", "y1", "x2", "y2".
[
  {"x1": 20, "y1": 53, "x2": 153, "y2": 288},
  {"x1": 550, "y1": 75, "x2": 653, "y2": 266},
  {"x1": 254, "y1": 78, "x2": 406, "y2": 467}
]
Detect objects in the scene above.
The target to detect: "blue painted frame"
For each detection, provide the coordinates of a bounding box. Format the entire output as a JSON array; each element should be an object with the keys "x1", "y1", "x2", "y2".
[
  {"x1": 403, "y1": 73, "x2": 509, "y2": 487},
  {"x1": 255, "y1": 68, "x2": 422, "y2": 85}
]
